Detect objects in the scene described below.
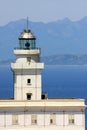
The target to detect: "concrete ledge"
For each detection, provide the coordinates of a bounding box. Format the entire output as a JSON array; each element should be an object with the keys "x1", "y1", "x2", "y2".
[
  {"x1": 14, "y1": 49, "x2": 41, "y2": 55},
  {"x1": 0, "y1": 99, "x2": 85, "y2": 108}
]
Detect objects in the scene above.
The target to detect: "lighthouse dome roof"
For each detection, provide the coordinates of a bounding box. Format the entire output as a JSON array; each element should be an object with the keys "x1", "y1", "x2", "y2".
[{"x1": 19, "y1": 29, "x2": 36, "y2": 40}]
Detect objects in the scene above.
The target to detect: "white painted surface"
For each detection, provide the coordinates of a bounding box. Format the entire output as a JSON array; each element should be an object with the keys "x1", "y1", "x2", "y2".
[
  {"x1": 14, "y1": 49, "x2": 40, "y2": 55},
  {"x1": 11, "y1": 48, "x2": 44, "y2": 100},
  {"x1": 0, "y1": 110, "x2": 85, "y2": 130}
]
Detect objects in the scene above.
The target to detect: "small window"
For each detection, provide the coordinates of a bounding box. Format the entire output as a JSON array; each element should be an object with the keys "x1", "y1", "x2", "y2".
[
  {"x1": 12, "y1": 114, "x2": 18, "y2": 125},
  {"x1": 50, "y1": 113, "x2": 56, "y2": 125},
  {"x1": 27, "y1": 93, "x2": 32, "y2": 100},
  {"x1": 68, "y1": 114, "x2": 75, "y2": 125},
  {"x1": 50, "y1": 119, "x2": 53, "y2": 124},
  {"x1": 27, "y1": 79, "x2": 31, "y2": 84},
  {"x1": 31, "y1": 114, "x2": 37, "y2": 125}
]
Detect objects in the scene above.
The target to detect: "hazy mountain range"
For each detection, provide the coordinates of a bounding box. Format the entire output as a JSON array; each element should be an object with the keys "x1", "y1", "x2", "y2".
[
  {"x1": 41, "y1": 54, "x2": 87, "y2": 65},
  {"x1": 1, "y1": 17, "x2": 87, "y2": 64},
  {"x1": 1, "y1": 55, "x2": 87, "y2": 65}
]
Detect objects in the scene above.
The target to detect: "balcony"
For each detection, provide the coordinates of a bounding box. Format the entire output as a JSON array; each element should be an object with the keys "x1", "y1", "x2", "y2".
[{"x1": 14, "y1": 48, "x2": 41, "y2": 55}]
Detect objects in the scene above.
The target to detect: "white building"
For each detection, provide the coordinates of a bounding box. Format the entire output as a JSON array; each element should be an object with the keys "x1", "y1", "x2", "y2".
[{"x1": 0, "y1": 27, "x2": 86, "y2": 130}]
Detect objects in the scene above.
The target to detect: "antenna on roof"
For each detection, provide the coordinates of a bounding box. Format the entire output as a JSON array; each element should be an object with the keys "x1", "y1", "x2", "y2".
[{"x1": 27, "y1": 17, "x2": 29, "y2": 30}]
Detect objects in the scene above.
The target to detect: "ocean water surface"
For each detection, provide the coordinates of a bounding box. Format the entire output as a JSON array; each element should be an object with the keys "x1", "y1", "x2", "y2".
[{"x1": 43, "y1": 65, "x2": 87, "y2": 100}]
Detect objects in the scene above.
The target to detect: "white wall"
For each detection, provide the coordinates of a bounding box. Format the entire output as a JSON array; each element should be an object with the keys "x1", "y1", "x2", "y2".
[
  {"x1": 0, "y1": 112, "x2": 4, "y2": 126},
  {"x1": 11, "y1": 49, "x2": 44, "y2": 100},
  {"x1": 0, "y1": 110, "x2": 85, "y2": 129},
  {"x1": 15, "y1": 72, "x2": 42, "y2": 100}
]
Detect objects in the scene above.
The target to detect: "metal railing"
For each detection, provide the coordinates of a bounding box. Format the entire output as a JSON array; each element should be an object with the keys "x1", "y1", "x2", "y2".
[{"x1": 14, "y1": 47, "x2": 40, "y2": 50}]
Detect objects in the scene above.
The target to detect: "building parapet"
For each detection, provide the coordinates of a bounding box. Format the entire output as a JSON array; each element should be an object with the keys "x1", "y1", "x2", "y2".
[{"x1": 0, "y1": 99, "x2": 86, "y2": 108}]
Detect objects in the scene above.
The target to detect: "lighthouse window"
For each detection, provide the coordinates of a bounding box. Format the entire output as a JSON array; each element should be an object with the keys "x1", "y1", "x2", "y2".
[
  {"x1": 12, "y1": 114, "x2": 18, "y2": 125},
  {"x1": 27, "y1": 79, "x2": 31, "y2": 84},
  {"x1": 31, "y1": 114, "x2": 37, "y2": 125},
  {"x1": 68, "y1": 114, "x2": 75, "y2": 125},
  {"x1": 50, "y1": 113, "x2": 56, "y2": 125},
  {"x1": 27, "y1": 93, "x2": 32, "y2": 100}
]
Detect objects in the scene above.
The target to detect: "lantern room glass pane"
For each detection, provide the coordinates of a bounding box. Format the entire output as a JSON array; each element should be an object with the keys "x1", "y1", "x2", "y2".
[
  {"x1": 19, "y1": 40, "x2": 25, "y2": 49},
  {"x1": 19, "y1": 39, "x2": 36, "y2": 50}
]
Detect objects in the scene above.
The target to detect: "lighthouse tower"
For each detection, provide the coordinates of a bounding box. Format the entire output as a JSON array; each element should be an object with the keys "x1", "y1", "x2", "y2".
[{"x1": 11, "y1": 28, "x2": 44, "y2": 100}]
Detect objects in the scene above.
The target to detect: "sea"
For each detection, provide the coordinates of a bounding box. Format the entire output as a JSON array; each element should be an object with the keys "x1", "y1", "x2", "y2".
[{"x1": 0, "y1": 65, "x2": 87, "y2": 127}]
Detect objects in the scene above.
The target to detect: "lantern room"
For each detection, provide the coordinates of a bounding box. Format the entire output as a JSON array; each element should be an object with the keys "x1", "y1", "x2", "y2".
[{"x1": 19, "y1": 29, "x2": 36, "y2": 49}]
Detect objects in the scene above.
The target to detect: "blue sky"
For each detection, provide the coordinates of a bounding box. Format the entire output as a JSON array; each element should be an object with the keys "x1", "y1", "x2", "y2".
[{"x1": 0, "y1": 0, "x2": 87, "y2": 25}]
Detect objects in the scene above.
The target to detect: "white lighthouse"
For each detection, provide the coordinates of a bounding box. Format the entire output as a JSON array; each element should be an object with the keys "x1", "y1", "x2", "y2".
[
  {"x1": 11, "y1": 29, "x2": 44, "y2": 100},
  {"x1": 0, "y1": 24, "x2": 86, "y2": 130}
]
